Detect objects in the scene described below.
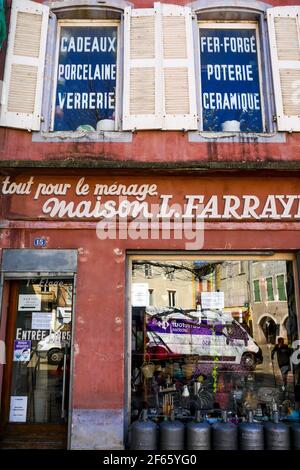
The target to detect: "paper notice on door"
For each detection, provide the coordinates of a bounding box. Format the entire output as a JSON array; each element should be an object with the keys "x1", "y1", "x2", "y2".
[
  {"x1": 201, "y1": 291, "x2": 225, "y2": 310},
  {"x1": 132, "y1": 283, "x2": 150, "y2": 307},
  {"x1": 32, "y1": 312, "x2": 52, "y2": 330},
  {"x1": 9, "y1": 396, "x2": 28, "y2": 422},
  {"x1": 18, "y1": 294, "x2": 41, "y2": 312}
]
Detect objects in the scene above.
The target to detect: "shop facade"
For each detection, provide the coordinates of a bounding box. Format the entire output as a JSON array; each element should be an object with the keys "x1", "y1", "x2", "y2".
[
  {"x1": 0, "y1": 0, "x2": 300, "y2": 451},
  {"x1": 0, "y1": 171, "x2": 300, "y2": 449}
]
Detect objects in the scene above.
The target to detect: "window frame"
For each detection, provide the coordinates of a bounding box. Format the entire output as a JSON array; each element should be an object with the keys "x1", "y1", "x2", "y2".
[
  {"x1": 266, "y1": 276, "x2": 275, "y2": 301},
  {"x1": 253, "y1": 278, "x2": 261, "y2": 303},
  {"x1": 168, "y1": 290, "x2": 176, "y2": 308},
  {"x1": 276, "y1": 273, "x2": 287, "y2": 302},
  {"x1": 50, "y1": 19, "x2": 120, "y2": 133},
  {"x1": 33, "y1": 0, "x2": 131, "y2": 142},
  {"x1": 190, "y1": 0, "x2": 277, "y2": 138},
  {"x1": 197, "y1": 20, "x2": 266, "y2": 133}
]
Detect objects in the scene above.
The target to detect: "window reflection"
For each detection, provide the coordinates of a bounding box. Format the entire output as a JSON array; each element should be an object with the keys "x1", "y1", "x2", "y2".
[
  {"x1": 131, "y1": 260, "x2": 300, "y2": 424},
  {"x1": 9, "y1": 279, "x2": 73, "y2": 424}
]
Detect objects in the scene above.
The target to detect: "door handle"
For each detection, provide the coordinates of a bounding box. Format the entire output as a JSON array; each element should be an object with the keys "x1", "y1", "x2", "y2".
[{"x1": 61, "y1": 343, "x2": 68, "y2": 420}]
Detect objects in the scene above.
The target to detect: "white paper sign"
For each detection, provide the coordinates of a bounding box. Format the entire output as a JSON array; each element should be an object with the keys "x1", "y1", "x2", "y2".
[
  {"x1": 201, "y1": 291, "x2": 225, "y2": 310},
  {"x1": 18, "y1": 294, "x2": 41, "y2": 312},
  {"x1": 9, "y1": 396, "x2": 28, "y2": 422},
  {"x1": 132, "y1": 283, "x2": 149, "y2": 307},
  {"x1": 32, "y1": 312, "x2": 52, "y2": 330}
]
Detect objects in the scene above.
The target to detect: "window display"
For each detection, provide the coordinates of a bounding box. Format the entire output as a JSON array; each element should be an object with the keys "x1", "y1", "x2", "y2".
[{"x1": 130, "y1": 258, "x2": 300, "y2": 447}]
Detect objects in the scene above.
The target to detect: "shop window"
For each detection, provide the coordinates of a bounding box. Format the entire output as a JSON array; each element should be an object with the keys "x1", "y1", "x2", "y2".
[
  {"x1": 53, "y1": 22, "x2": 118, "y2": 132},
  {"x1": 253, "y1": 279, "x2": 261, "y2": 303},
  {"x1": 0, "y1": 0, "x2": 124, "y2": 134},
  {"x1": 194, "y1": 3, "x2": 300, "y2": 134},
  {"x1": 168, "y1": 290, "x2": 176, "y2": 307},
  {"x1": 199, "y1": 22, "x2": 263, "y2": 133},
  {"x1": 129, "y1": 258, "x2": 299, "y2": 447},
  {"x1": 266, "y1": 277, "x2": 275, "y2": 301},
  {"x1": 276, "y1": 274, "x2": 287, "y2": 301}
]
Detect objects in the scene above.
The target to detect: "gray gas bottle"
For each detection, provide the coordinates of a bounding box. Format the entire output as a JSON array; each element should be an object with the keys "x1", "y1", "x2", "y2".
[
  {"x1": 160, "y1": 410, "x2": 185, "y2": 450},
  {"x1": 186, "y1": 410, "x2": 211, "y2": 450},
  {"x1": 291, "y1": 423, "x2": 300, "y2": 450},
  {"x1": 212, "y1": 410, "x2": 238, "y2": 450},
  {"x1": 238, "y1": 410, "x2": 264, "y2": 450},
  {"x1": 264, "y1": 411, "x2": 290, "y2": 450},
  {"x1": 130, "y1": 409, "x2": 157, "y2": 450}
]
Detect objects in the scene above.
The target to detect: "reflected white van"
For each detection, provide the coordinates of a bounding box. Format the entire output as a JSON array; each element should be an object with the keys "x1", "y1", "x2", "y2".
[{"x1": 146, "y1": 308, "x2": 263, "y2": 371}]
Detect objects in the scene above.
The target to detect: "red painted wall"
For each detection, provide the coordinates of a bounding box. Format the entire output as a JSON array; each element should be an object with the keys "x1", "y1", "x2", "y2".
[{"x1": 0, "y1": 0, "x2": 300, "y2": 165}]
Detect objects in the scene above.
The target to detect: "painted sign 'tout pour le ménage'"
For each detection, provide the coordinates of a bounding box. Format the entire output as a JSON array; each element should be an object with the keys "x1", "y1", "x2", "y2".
[{"x1": 1, "y1": 176, "x2": 300, "y2": 220}]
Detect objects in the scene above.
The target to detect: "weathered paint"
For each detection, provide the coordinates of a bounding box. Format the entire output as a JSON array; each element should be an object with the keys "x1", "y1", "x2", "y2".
[{"x1": 71, "y1": 409, "x2": 124, "y2": 450}]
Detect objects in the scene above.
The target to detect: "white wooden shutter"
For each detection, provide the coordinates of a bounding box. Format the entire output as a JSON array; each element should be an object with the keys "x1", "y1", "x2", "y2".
[
  {"x1": 159, "y1": 3, "x2": 197, "y2": 130},
  {"x1": 123, "y1": 5, "x2": 163, "y2": 130},
  {"x1": 267, "y1": 6, "x2": 300, "y2": 131},
  {"x1": 0, "y1": 0, "x2": 49, "y2": 131}
]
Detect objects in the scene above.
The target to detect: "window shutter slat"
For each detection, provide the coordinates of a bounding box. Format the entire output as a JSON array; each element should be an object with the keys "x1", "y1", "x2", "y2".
[
  {"x1": 159, "y1": 3, "x2": 197, "y2": 131},
  {"x1": 123, "y1": 6, "x2": 162, "y2": 130},
  {"x1": 0, "y1": 0, "x2": 49, "y2": 131},
  {"x1": 267, "y1": 6, "x2": 300, "y2": 131}
]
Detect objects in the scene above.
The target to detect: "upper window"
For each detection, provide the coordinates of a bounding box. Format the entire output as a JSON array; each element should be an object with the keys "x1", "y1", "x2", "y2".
[
  {"x1": 0, "y1": 0, "x2": 123, "y2": 134},
  {"x1": 266, "y1": 276, "x2": 275, "y2": 301},
  {"x1": 276, "y1": 274, "x2": 287, "y2": 301},
  {"x1": 1, "y1": 2, "x2": 300, "y2": 134},
  {"x1": 53, "y1": 21, "x2": 118, "y2": 132},
  {"x1": 253, "y1": 279, "x2": 261, "y2": 303},
  {"x1": 199, "y1": 22, "x2": 263, "y2": 133}
]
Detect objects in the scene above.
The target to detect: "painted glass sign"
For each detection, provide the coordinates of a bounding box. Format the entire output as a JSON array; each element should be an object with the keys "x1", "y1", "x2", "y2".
[
  {"x1": 199, "y1": 27, "x2": 263, "y2": 132},
  {"x1": 54, "y1": 25, "x2": 117, "y2": 131}
]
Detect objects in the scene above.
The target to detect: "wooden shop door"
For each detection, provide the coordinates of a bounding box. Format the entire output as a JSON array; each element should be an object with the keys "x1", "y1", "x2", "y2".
[{"x1": 0, "y1": 279, "x2": 73, "y2": 449}]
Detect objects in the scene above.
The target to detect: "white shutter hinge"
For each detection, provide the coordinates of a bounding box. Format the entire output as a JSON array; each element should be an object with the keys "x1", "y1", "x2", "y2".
[{"x1": 272, "y1": 115, "x2": 277, "y2": 122}]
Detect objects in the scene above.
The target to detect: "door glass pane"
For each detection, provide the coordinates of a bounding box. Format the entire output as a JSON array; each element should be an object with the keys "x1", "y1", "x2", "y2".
[
  {"x1": 131, "y1": 260, "x2": 300, "y2": 425},
  {"x1": 9, "y1": 279, "x2": 73, "y2": 424}
]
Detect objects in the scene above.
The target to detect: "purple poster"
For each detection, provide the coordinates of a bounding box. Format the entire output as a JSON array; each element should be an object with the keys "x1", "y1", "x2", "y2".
[{"x1": 13, "y1": 340, "x2": 31, "y2": 362}]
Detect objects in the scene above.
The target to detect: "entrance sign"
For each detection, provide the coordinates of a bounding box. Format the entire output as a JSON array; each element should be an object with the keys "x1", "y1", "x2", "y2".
[
  {"x1": 54, "y1": 25, "x2": 118, "y2": 131},
  {"x1": 199, "y1": 26, "x2": 263, "y2": 132}
]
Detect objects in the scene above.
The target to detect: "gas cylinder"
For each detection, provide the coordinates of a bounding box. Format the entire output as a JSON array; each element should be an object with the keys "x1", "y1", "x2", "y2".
[
  {"x1": 130, "y1": 410, "x2": 157, "y2": 450},
  {"x1": 160, "y1": 410, "x2": 185, "y2": 450},
  {"x1": 291, "y1": 423, "x2": 300, "y2": 450},
  {"x1": 264, "y1": 411, "x2": 290, "y2": 450},
  {"x1": 186, "y1": 410, "x2": 211, "y2": 450},
  {"x1": 212, "y1": 411, "x2": 238, "y2": 450},
  {"x1": 238, "y1": 410, "x2": 264, "y2": 450}
]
